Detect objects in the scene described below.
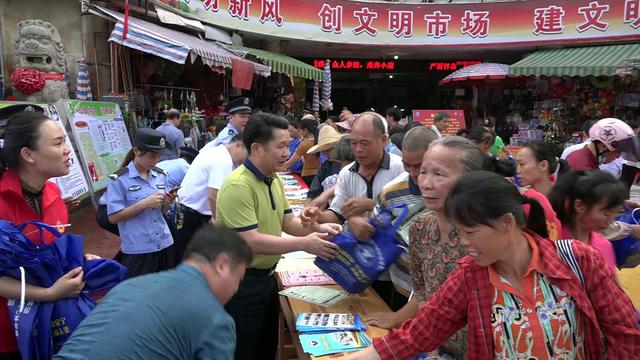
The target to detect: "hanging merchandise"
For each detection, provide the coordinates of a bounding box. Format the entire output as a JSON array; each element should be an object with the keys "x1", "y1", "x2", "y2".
[
  {"x1": 321, "y1": 59, "x2": 333, "y2": 111},
  {"x1": 76, "y1": 59, "x2": 93, "y2": 100},
  {"x1": 312, "y1": 81, "x2": 320, "y2": 112}
]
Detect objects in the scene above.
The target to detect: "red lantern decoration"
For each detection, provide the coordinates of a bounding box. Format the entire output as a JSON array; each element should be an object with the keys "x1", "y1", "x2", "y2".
[{"x1": 11, "y1": 68, "x2": 46, "y2": 95}]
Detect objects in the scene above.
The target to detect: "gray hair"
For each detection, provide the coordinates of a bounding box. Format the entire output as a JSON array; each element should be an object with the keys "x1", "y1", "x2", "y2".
[
  {"x1": 354, "y1": 112, "x2": 387, "y2": 136},
  {"x1": 430, "y1": 136, "x2": 484, "y2": 174},
  {"x1": 402, "y1": 127, "x2": 438, "y2": 152},
  {"x1": 332, "y1": 135, "x2": 355, "y2": 162}
]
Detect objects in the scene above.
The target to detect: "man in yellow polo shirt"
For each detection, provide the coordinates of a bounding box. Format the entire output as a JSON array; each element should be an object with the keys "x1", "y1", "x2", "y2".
[{"x1": 216, "y1": 112, "x2": 341, "y2": 360}]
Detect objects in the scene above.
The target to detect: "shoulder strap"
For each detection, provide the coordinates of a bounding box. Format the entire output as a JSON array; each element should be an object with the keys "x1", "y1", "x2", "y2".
[
  {"x1": 152, "y1": 166, "x2": 167, "y2": 176},
  {"x1": 108, "y1": 167, "x2": 129, "y2": 180},
  {"x1": 555, "y1": 239, "x2": 586, "y2": 288}
]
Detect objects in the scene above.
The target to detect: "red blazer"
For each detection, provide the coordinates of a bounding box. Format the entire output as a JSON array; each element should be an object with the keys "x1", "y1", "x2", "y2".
[
  {"x1": 374, "y1": 232, "x2": 640, "y2": 360},
  {"x1": 0, "y1": 168, "x2": 69, "y2": 353}
]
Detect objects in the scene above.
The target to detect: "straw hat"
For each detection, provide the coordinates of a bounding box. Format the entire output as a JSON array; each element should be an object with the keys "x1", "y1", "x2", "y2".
[{"x1": 307, "y1": 125, "x2": 341, "y2": 154}]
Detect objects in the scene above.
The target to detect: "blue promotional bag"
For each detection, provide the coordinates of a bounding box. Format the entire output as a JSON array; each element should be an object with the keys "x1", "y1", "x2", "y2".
[
  {"x1": 614, "y1": 208, "x2": 640, "y2": 268},
  {"x1": 315, "y1": 206, "x2": 408, "y2": 293},
  {"x1": 0, "y1": 220, "x2": 128, "y2": 359}
]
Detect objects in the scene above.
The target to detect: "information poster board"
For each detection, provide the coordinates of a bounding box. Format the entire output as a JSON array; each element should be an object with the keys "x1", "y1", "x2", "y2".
[
  {"x1": 65, "y1": 100, "x2": 131, "y2": 192},
  {"x1": 0, "y1": 101, "x2": 90, "y2": 199},
  {"x1": 412, "y1": 110, "x2": 466, "y2": 136}
]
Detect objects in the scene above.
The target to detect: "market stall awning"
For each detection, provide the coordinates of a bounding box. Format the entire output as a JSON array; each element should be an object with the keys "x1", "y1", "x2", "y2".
[
  {"x1": 227, "y1": 44, "x2": 323, "y2": 81},
  {"x1": 509, "y1": 44, "x2": 640, "y2": 77},
  {"x1": 155, "y1": 6, "x2": 204, "y2": 32},
  {"x1": 92, "y1": 5, "x2": 270, "y2": 77}
]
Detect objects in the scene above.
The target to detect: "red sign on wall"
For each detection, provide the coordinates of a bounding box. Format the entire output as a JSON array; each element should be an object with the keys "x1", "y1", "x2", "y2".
[
  {"x1": 312, "y1": 59, "x2": 395, "y2": 70},
  {"x1": 413, "y1": 109, "x2": 466, "y2": 136},
  {"x1": 428, "y1": 60, "x2": 481, "y2": 71}
]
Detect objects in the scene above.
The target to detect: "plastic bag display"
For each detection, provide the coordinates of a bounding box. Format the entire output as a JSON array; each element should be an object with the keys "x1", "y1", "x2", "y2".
[{"x1": 315, "y1": 206, "x2": 407, "y2": 293}]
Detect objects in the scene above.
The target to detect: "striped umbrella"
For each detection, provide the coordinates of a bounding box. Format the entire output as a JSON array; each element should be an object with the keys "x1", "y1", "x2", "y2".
[
  {"x1": 76, "y1": 58, "x2": 93, "y2": 100},
  {"x1": 312, "y1": 81, "x2": 320, "y2": 112},
  {"x1": 321, "y1": 59, "x2": 333, "y2": 111},
  {"x1": 438, "y1": 63, "x2": 509, "y2": 85}
]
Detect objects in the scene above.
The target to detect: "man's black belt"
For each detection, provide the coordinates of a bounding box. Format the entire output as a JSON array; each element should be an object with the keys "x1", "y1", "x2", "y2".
[
  {"x1": 178, "y1": 203, "x2": 209, "y2": 218},
  {"x1": 244, "y1": 267, "x2": 276, "y2": 277}
]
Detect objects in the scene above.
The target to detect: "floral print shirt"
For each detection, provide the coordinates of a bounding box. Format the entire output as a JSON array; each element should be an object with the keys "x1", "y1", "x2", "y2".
[{"x1": 409, "y1": 209, "x2": 468, "y2": 359}]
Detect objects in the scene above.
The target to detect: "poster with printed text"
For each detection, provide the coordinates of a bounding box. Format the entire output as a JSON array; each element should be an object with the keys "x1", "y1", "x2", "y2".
[
  {"x1": 66, "y1": 101, "x2": 131, "y2": 192},
  {"x1": 412, "y1": 109, "x2": 466, "y2": 136}
]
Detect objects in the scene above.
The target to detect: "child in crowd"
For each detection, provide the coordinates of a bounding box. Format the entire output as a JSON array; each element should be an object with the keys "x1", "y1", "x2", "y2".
[{"x1": 549, "y1": 170, "x2": 626, "y2": 273}]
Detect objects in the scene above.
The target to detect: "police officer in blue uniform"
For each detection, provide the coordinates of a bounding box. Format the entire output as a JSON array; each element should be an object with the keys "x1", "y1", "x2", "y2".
[
  {"x1": 105, "y1": 128, "x2": 178, "y2": 277},
  {"x1": 212, "y1": 97, "x2": 252, "y2": 146}
]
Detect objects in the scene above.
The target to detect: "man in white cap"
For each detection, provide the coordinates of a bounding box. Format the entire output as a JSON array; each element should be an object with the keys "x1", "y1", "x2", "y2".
[{"x1": 213, "y1": 97, "x2": 252, "y2": 146}]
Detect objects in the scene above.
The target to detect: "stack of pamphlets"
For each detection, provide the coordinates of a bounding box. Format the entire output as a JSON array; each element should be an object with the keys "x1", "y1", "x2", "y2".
[
  {"x1": 296, "y1": 313, "x2": 371, "y2": 357},
  {"x1": 278, "y1": 173, "x2": 308, "y2": 216}
]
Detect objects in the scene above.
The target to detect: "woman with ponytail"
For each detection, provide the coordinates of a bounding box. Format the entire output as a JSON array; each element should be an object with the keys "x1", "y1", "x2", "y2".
[
  {"x1": 516, "y1": 141, "x2": 570, "y2": 239},
  {"x1": 0, "y1": 107, "x2": 85, "y2": 358},
  {"x1": 549, "y1": 170, "x2": 626, "y2": 273},
  {"x1": 517, "y1": 141, "x2": 570, "y2": 195},
  {"x1": 282, "y1": 117, "x2": 320, "y2": 186},
  {"x1": 344, "y1": 171, "x2": 640, "y2": 360}
]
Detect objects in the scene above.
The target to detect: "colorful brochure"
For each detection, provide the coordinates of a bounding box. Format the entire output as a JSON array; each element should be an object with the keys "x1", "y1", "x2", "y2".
[
  {"x1": 295, "y1": 312, "x2": 367, "y2": 333},
  {"x1": 299, "y1": 331, "x2": 372, "y2": 357}
]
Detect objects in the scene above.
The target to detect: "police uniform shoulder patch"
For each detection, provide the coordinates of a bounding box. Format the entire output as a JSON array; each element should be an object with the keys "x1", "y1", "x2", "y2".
[
  {"x1": 109, "y1": 167, "x2": 129, "y2": 180},
  {"x1": 152, "y1": 166, "x2": 167, "y2": 176}
]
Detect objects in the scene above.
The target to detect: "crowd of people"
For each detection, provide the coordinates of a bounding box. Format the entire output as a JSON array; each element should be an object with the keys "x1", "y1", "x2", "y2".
[{"x1": 0, "y1": 98, "x2": 639, "y2": 359}]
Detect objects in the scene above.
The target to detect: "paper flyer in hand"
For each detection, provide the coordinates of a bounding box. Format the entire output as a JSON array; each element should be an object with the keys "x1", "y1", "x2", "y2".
[
  {"x1": 295, "y1": 313, "x2": 366, "y2": 333},
  {"x1": 299, "y1": 331, "x2": 372, "y2": 357}
]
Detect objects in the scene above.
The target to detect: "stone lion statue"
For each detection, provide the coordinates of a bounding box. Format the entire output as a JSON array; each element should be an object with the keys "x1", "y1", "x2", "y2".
[{"x1": 11, "y1": 19, "x2": 69, "y2": 102}]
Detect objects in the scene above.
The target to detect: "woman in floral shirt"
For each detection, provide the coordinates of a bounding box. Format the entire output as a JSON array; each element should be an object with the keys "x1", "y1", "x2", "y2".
[
  {"x1": 408, "y1": 137, "x2": 484, "y2": 359},
  {"x1": 367, "y1": 137, "x2": 483, "y2": 358}
]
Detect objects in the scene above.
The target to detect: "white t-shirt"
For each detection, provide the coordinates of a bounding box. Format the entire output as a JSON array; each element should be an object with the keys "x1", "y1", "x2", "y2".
[
  {"x1": 329, "y1": 152, "x2": 405, "y2": 219},
  {"x1": 178, "y1": 144, "x2": 233, "y2": 215}
]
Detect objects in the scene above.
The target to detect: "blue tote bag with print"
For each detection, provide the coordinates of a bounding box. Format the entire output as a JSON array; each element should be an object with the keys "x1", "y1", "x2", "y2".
[
  {"x1": 0, "y1": 221, "x2": 128, "y2": 359},
  {"x1": 315, "y1": 206, "x2": 408, "y2": 293}
]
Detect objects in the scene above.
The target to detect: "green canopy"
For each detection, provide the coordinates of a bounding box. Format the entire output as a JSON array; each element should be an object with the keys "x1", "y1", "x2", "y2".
[
  {"x1": 509, "y1": 44, "x2": 640, "y2": 77},
  {"x1": 227, "y1": 44, "x2": 322, "y2": 81}
]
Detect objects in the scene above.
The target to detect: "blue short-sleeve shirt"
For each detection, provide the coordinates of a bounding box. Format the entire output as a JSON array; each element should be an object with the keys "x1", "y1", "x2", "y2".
[
  {"x1": 212, "y1": 124, "x2": 239, "y2": 146},
  {"x1": 105, "y1": 162, "x2": 174, "y2": 254},
  {"x1": 155, "y1": 123, "x2": 185, "y2": 161}
]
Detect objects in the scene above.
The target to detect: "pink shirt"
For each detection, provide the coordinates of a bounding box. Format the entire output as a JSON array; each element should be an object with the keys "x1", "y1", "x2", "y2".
[
  {"x1": 560, "y1": 226, "x2": 618, "y2": 273},
  {"x1": 523, "y1": 188, "x2": 562, "y2": 241}
]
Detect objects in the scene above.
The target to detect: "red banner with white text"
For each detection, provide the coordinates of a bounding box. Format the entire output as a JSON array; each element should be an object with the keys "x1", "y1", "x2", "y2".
[{"x1": 156, "y1": 0, "x2": 640, "y2": 46}]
